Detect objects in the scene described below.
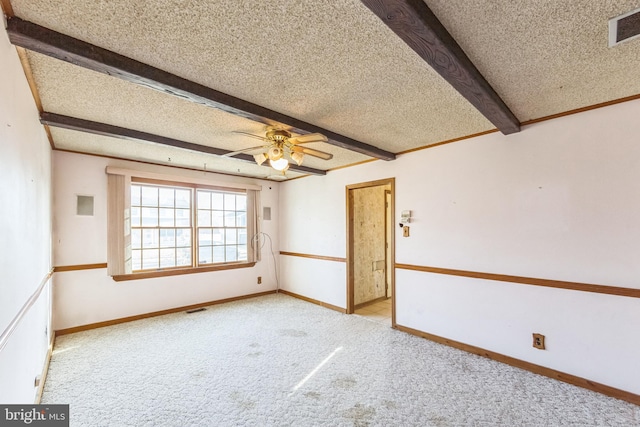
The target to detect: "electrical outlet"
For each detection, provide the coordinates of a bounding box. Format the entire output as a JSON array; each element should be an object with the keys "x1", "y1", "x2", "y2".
[
  {"x1": 532, "y1": 333, "x2": 546, "y2": 350},
  {"x1": 403, "y1": 226, "x2": 410, "y2": 237},
  {"x1": 257, "y1": 276, "x2": 262, "y2": 284}
]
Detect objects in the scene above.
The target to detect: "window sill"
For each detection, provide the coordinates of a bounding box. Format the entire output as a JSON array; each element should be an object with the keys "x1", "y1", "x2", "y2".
[{"x1": 112, "y1": 262, "x2": 256, "y2": 282}]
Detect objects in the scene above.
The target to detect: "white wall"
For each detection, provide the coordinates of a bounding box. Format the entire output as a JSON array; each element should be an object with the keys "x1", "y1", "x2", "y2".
[
  {"x1": 279, "y1": 98, "x2": 640, "y2": 394},
  {"x1": 53, "y1": 152, "x2": 280, "y2": 330},
  {"x1": 280, "y1": 257, "x2": 346, "y2": 308},
  {"x1": 0, "y1": 30, "x2": 53, "y2": 402}
]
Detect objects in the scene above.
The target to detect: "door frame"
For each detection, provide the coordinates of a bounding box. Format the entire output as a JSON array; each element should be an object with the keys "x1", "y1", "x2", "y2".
[{"x1": 346, "y1": 178, "x2": 395, "y2": 326}]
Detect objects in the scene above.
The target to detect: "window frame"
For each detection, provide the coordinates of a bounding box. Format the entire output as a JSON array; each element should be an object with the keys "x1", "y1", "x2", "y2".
[{"x1": 112, "y1": 177, "x2": 255, "y2": 282}]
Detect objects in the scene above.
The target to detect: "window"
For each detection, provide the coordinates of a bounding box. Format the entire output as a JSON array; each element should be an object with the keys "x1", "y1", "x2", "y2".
[
  {"x1": 196, "y1": 190, "x2": 248, "y2": 264},
  {"x1": 130, "y1": 184, "x2": 192, "y2": 271},
  {"x1": 107, "y1": 168, "x2": 261, "y2": 280},
  {"x1": 129, "y1": 182, "x2": 249, "y2": 272}
]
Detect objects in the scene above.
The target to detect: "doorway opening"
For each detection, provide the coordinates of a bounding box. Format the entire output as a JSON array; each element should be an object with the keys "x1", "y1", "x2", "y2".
[{"x1": 346, "y1": 178, "x2": 395, "y2": 326}]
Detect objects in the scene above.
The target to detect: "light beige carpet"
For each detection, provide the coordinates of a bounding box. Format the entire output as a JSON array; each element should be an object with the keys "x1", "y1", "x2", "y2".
[{"x1": 43, "y1": 294, "x2": 639, "y2": 426}]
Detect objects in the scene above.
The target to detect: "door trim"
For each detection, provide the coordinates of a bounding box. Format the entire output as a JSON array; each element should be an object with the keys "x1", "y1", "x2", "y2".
[{"x1": 346, "y1": 178, "x2": 395, "y2": 327}]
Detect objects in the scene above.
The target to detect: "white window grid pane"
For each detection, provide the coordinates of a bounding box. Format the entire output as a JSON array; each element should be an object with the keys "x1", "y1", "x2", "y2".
[
  {"x1": 159, "y1": 208, "x2": 175, "y2": 227},
  {"x1": 211, "y1": 193, "x2": 224, "y2": 210},
  {"x1": 213, "y1": 246, "x2": 225, "y2": 263},
  {"x1": 236, "y1": 211, "x2": 247, "y2": 227},
  {"x1": 142, "y1": 229, "x2": 159, "y2": 248},
  {"x1": 238, "y1": 245, "x2": 248, "y2": 261},
  {"x1": 225, "y1": 245, "x2": 237, "y2": 262},
  {"x1": 131, "y1": 229, "x2": 142, "y2": 249},
  {"x1": 176, "y1": 228, "x2": 191, "y2": 247},
  {"x1": 197, "y1": 191, "x2": 211, "y2": 209},
  {"x1": 158, "y1": 188, "x2": 175, "y2": 208},
  {"x1": 176, "y1": 247, "x2": 191, "y2": 266},
  {"x1": 175, "y1": 209, "x2": 191, "y2": 227},
  {"x1": 131, "y1": 186, "x2": 141, "y2": 207},
  {"x1": 131, "y1": 183, "x2": 193, "y2": 272},
  {"x1": 132, "y1": 249, "x2": 142, "y2": 270},
  {"x1": 198, "y1": 209, "x2": 211, "y2": 227},
  {"x1": 175, "y1": 189, "x2": 191, "y2": 208},
  {"x1": 198, "y1": 228, "x2": 213, "y2": 246},
  {"x1": 159, "y1": 229, "x2": 176, "y2": 248},
  {"x1": 225, "y1": 228, "x2": 237, "y2": 245},
  {"x1": 160, "y1": 188, "x2": 249, "y2": 267},
  {"x1": 131, "y1": 184, "x2": 251, "y2": 270},
  {"x1": 141, "y1": 207, "x2": 159, "y2": 227},
  {"x1": 224, "y1": 193, "x2": 236, "y2": 210},
  {"x1": 236, "y1": 195, "x2": 247, "y2": 211},
  {"x1": 142, "y1": 249, "x2": 159, "y2": 270},
  {"x1": 131, "y1": 207, "x2": 141, "y2": 227},
  {"x1": 212, "y1": 210, "x2": 224, "y2": 227},
  {"x1": 141, "y1": 186, "x2": 158, "y2": 207},
  {"x1": 238, "y1": 229, "x2": 247, "y2": 245},
  {"x1": 160, "y1": 248, "x2": 176, "y2": 268},
  {"x1": 199, "y1": 246, "x2": 213, "y2": 265},
  {"x1": 224, "y1": 211, "x2": 236, "y2": 227}
]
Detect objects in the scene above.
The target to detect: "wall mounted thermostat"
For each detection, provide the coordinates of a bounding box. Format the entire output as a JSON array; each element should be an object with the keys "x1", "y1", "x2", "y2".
[{"x1": 399, "y1": 210, "x2": 412, "y2": 236}]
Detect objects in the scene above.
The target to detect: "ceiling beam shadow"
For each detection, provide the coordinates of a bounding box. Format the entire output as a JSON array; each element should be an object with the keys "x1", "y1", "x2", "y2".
[
  {"x1": 361, "y1": 0, "x2": 520, "y2": 135},
  {"x1": 6, "y1": 16, "x2": 396, "y2": 161},
  {"x1": 40, "y1": 112, "x2": 326, "y2": 176}
]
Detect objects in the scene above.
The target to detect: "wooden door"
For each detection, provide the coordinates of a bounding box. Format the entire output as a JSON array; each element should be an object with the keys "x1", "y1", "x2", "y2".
[
  {"x1": 347, "y1": 178, "x2": 395, "y2": 316},
  {"x1": 352, "y1": 185, "x2": 387, "y2": 307}
]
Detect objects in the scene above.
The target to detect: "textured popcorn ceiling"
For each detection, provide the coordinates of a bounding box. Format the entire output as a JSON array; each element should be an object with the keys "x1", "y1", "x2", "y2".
[
  {"x1": 427, "y1": 0, "x2": 640, "y2": 121},
  {"x1": 26, "y1": 51, "x2": 370, "y2": 173},
  {"x1": 9, "y1": 0, "x2": 640, "y2": 179}
]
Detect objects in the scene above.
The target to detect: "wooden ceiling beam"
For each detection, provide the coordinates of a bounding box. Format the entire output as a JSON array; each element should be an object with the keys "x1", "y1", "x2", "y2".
[
  {"x1": 40, "y1": 112, "x2": 326, "y2": 176},
  {"x1": 361, "y1": 0, "x2": 520, "y2": 135},
  {"x1": 0, "y1": 0, "x2": 14, "y2": 17},
  {"x1": 7, "y1": 16, "x2": 395, "y2": 161}
]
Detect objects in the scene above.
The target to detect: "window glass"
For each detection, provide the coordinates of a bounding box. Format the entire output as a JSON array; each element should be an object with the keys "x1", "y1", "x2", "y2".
[
  {"x1": 130, "y1": 206, "x2": 141, "y2": 227},
  {"x1": 159, "y1": 229, "x2": 175, "y2": 248},
  {"x1": 198, "y1": 210, "x2": 211, "y2": 227},
  {"x1": 197, "y1": 191, "x2": 210, "y2": 210},
  {"x1": 176, "y1": 247, "x2": 191, "y2": 267},
  {"x1": 160, "y1": 248, "x2": 176, "y2": 268},
  {"x1": 141, "y1": 186, "x2": 158, "y2": 207},
  {"x1": 159, "y1": 208, "x2": 175, "y2": 227},
  {"x1": 130, "y1": 183, "x2": 192, "y2": 271},
  {"x1": 196, "y1": 189, "x2": 248, "y2": 265},
  {"x1": 159, "y1": 188, "x2": 175, "y2": 208},
  {"x1": 175, "y1": 189, "x2": 190, "y2": 208},
  {"x1": 129, "y1": 182, "x2": 249, "y2": 272},
  {"x1": 131, "y1": 185, "x2": 141, "y2": 206}
]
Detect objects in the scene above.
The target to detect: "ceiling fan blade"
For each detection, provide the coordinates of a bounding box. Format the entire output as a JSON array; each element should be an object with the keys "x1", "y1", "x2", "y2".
[
  {"x1": 289, "y1": 133, "x2": 328, "y2": 144},
  {"x1": 292, "y1": 145, "x2": 333, "y2": 160},
  {"x1": 222, "y1": 145, "x2": 267, "y2": 157},
  {"x1": 233, "y1": 131, "x2": 269, "y2": 142}
]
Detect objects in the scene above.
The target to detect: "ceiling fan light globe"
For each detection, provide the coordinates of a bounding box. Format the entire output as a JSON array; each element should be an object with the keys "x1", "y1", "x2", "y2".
[
  {"x1": 291, "y1": 151, "x2": 304, "y2": 166},
  {"x1": 268, "y1": 146, "x2": 283, "y2": 160},
  {"x1": 253, "y1": 153, "x2": 267, "y2": 166},
  {"x1": 269, "y1": 158, "x2": 289, "y2": 171}
]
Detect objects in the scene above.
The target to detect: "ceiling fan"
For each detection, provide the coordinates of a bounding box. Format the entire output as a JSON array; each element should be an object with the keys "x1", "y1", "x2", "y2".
[{"x1": 224, "y1": 129, "x2": 333, "y2": 172}]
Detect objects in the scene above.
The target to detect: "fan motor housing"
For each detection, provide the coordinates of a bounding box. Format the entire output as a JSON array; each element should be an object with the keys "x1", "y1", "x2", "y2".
[{"x1": 266, "y1": 129, "x2": 291, "y2": 141}]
